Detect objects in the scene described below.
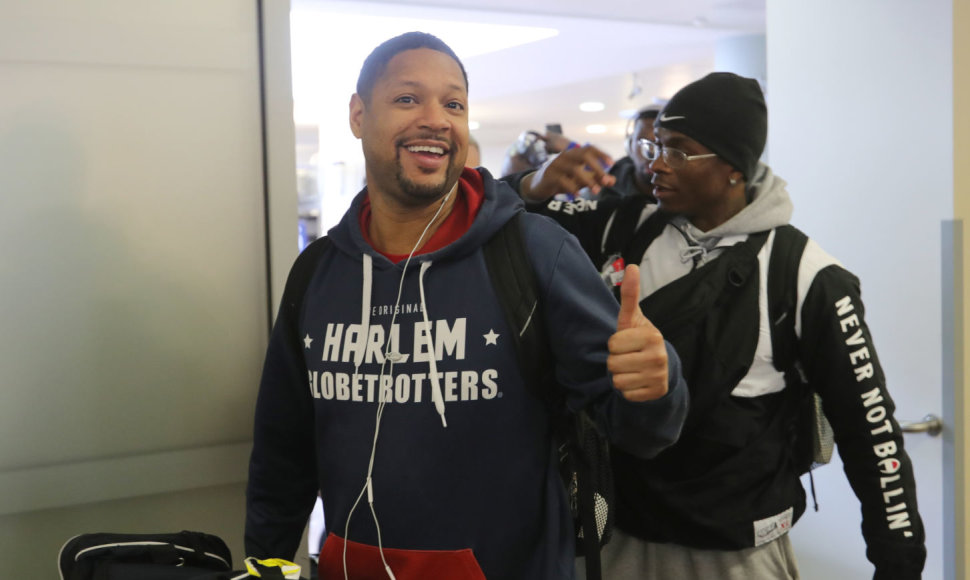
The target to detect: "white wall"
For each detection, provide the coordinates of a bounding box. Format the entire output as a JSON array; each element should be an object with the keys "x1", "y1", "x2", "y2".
[
  {"x1": 768, "y1": 1, "x2": 953, "y2": 578},
  {"x1": 0, "y1": 0, "x2": 297, "y2": 575}
]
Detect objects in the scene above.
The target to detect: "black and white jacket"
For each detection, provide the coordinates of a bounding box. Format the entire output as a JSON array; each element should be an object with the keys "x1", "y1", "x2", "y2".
[{"x1": 515, "y1": 163, "x2": 926, "y2": 578}]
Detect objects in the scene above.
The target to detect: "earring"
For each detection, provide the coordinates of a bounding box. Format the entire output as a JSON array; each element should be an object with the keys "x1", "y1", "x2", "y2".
[{"x1": 729, "y1": 177, "x2": 738, "y2": 186}]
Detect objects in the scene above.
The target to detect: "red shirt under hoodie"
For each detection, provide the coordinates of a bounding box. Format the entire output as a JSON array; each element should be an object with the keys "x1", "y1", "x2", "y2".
[{"x1": 358, "y1": 168, "x2": 485, "y2": 264}]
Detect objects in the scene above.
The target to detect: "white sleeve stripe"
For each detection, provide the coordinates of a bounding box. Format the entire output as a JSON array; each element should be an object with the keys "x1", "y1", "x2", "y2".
[
  {"x1": 599, "y1": 212, "x2": 616, "y2": 255},
  {"x1": 795, "y1": 238, "x2": 843, "y2": 338}
]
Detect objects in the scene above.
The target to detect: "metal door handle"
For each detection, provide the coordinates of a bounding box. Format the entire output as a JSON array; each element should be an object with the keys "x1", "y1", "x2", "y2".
[{"x1": 899, "y1": 414, "x2": 943, "y2": 437}]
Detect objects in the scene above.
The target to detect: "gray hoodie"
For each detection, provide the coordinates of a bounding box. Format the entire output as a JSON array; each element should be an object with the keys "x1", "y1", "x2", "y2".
[{"x1": 639, "y1": 163, "x2": 793, "y2": 296}]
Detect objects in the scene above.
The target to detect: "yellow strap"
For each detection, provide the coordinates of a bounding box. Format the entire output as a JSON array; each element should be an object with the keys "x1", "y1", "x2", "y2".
[{"x1": 243, "y1": 557, "x2": 301, "y2": 579}]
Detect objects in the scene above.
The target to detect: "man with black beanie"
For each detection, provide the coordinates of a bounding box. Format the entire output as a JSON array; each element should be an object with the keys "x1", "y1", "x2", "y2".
[{"x1": 507, "y1": 72, "x2": 926, "y2": 579}]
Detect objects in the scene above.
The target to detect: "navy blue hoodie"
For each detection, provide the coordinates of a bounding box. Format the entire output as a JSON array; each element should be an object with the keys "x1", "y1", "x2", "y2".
[{"x1": 245, "y1": 169, "x2": 688, "y2": 579}]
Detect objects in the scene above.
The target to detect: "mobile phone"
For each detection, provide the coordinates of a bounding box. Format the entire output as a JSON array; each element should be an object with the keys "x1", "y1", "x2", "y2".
[{"x1": 545, "y1": 123, "x2": 563, "y2": 135}]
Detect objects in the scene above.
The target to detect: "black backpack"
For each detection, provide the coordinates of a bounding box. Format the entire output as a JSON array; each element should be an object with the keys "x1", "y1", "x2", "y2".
[
  {"x1": 291, "y1": 213, "x2": 614, "y2": 580},
  {"x1": 58, "y1": 530, "x2": 305, "y2": 580},
  {"x1": 604, "y1": 212, "x2": 833, "y2": 479}
]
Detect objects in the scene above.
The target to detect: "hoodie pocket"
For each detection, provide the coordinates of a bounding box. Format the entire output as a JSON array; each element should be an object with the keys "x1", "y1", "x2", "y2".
[{"x1": 318, "y1": 533, "x2": 486, "y2": 580}]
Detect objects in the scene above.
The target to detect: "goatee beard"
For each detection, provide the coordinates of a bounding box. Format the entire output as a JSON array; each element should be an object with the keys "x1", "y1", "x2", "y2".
[{"x1": 394, "y1": 164, "x2": 460, "y2": 207}]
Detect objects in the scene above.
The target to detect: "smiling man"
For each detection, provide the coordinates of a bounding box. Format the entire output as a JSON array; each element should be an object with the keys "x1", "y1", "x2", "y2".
[
  {"x1": 244, "y1": 32, "x2": 688, "y2": 580},
  {"x1": 509, "y1": 72, "x2": 926, "y2": 579}
]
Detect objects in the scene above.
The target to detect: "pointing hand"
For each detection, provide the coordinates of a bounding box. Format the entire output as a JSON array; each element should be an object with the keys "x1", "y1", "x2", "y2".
[{"x1": 520, "y1": 144, "x2": 616, "y2": 202}]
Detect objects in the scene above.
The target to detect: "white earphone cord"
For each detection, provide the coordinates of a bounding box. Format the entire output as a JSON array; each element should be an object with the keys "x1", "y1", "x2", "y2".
[{"x1": 342, "y1": 187, "x2": 455, "y2": 580}]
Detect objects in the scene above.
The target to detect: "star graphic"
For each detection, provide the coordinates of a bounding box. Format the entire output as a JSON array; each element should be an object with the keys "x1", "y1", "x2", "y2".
[
  {"x1": 304, "y1": 334, "x2": 313, "y2": 349},
  {"x1": 483, "y1": 329, "x2": 499, "y2": 346}
]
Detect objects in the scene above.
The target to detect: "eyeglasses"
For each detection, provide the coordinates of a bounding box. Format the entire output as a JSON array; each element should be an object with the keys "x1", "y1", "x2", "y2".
[{"x1": 637, "y1": 139, "x2": 716, "y2": 169}]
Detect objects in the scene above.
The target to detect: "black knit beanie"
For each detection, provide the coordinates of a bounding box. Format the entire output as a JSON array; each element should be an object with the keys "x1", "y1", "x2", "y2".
[{"x1": 655, "y1": 72, "x2": 767, "y2": 182}]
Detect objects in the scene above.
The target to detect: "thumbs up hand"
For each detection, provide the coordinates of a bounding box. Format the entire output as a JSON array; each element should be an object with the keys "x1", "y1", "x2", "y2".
[{"x1": 607, "y1": 265, "x2": 669, "y2": 402}]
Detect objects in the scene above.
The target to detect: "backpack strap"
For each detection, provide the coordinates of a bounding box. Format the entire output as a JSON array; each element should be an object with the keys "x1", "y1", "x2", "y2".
[
  {"x1": 482, "y1": 213, "x2": 605, "y2": 580},
  {"x1": 572, "y1": 414, "x2": 606, "y2": 579},
  {"x1": 619, "y1": 209, "x2": 669, "y2": 272},
  {"x1": 601, "y1": 196, "x2": 668, "y2": 272},
  {"x1": 284, "y1": 236, "x2": 332, "y2": 322},
  {"x1": 481, "y1": 213, "x2": 552, "y2": 395},
  {"x1": 765, "y1": 225, "x2": 831, "y2": 507},
  {"x1": 268, "y1": 235, "x2": 332, "y2": 391},
  {"x1": 602, "y1": 195, "x2": 650, "y2": 257},
  {"x1": 766, "y1": 225, "x2": 808, "y2": 373}
]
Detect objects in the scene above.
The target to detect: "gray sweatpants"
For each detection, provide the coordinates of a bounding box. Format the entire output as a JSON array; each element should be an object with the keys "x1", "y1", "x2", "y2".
[{"x1": 576, "y1": 528, "x2": 800, "y2": 580}]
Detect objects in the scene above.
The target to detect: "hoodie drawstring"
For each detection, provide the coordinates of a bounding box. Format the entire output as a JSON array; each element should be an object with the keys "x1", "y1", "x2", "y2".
[
  {"x1": 418, "y1": 260, "x2": 447, "y2": 428},
  {"x1": 355, "y1": 254, "x2": 373, "y2": 378},
  {"x1": 679, "y1": 245, "x2": 707, "y2": 265}
]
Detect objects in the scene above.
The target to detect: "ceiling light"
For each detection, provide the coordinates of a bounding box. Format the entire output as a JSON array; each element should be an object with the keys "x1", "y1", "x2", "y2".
[
  {"x1": 585, "y1": 124, "x2": 607, "y2": 134},
  {"x1": 469, "y1": 121, "x2": 481, "y2": 131},
  {"x1": 579, "y1": 101, "x2": 605, "y2": 113}
]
